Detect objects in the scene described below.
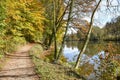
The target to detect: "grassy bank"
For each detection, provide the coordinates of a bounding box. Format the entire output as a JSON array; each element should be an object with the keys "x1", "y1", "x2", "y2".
[{"x1": 29, "y1": 44, "x2": 85, "y2": 80}]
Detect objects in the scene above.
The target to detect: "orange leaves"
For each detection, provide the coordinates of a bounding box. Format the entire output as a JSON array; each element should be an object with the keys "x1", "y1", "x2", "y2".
[
  {"x1": 106, "y1": 42, "x2": 117, "y2": 54},
  {"x1": 73, "y1": 22, "x2": 89, "y2": 34}
]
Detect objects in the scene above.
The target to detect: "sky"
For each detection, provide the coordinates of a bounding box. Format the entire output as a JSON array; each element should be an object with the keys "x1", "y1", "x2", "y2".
[
  {"x1": 67, "y1": 0, "x2": 120, "y2": 34},
  {"x1": 93, "y1": 0, "x2": 120, "y2": 28},
  {"x1": 82, "y1": 0, "x2": 120, "y2": 28}
]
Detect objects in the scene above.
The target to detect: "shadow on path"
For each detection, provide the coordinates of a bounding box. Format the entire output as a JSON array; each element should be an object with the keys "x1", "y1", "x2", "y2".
[{"x1": 0, "y1": 44, "x2": 40, "y2": 80}]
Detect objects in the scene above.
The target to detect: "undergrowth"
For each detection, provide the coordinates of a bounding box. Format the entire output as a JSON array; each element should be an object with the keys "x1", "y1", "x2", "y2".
[{"x1": 29, "y1": 44, "x2": 85, "y2": 80}]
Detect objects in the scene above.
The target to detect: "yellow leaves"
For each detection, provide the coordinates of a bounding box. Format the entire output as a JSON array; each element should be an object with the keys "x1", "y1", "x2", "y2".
[
  {"x1": 21, "y1": 18, "x2": 26, "y2": 21},
  {"x1": 4, "y1": 0, "x2": 46, "y2": 42},
  {"x1": 6, "y1": 0, "x2": 15, "y2": 8},
  {"x1": 12, "y1": 15, "x2": 21, "y2": 20},
  {"x1": 15, "y1": 10, "x2": 21, "y2": 14},
  {"x1": 26, "y1": 0, "x2": 34, "y2": 3},
  {"x1": 19, "y1": 0, "x2": 33, "y2": 3},
  {"x1": 19, "y1": 0, "x2": 26, "y2": 3},
  {"x1": 11, "y1": 29, "x2": 17, "y2": 34}
]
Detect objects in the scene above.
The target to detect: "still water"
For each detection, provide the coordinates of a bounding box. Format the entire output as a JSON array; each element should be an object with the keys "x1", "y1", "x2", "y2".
[
  {"x1": 63, "y1": 41, "x2": 120, "y2": 79},
  {"x1": 63, "y1": 41, "x2": 120, "y2": 62}
]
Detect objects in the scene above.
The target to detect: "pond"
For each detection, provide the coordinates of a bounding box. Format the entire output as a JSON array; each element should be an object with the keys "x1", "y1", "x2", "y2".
[{"x1": 63, "y1": 41, "x2": 120, "y2": 79}]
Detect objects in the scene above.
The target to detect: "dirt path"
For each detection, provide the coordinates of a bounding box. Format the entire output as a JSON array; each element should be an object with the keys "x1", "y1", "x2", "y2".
[{"x1": 0, "y1": 44, "x2": 39, "y2": 80}]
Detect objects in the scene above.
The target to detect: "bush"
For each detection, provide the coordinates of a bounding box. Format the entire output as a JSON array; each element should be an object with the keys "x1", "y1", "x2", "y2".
[
  {"x1": 29, "y1": 44, "x2": 43, "y2": 58},
  {"x1": 95, "y1": 60, "x2": 120, "y2": 80}
]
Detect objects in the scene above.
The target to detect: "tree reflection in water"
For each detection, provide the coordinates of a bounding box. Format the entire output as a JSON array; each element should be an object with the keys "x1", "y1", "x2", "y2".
[{"x1": 63, "y1": 41, "x2": 120, "y2": 79}]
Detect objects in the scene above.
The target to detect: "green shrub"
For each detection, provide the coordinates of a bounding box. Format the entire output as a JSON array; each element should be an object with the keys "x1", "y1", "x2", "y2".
[{"x1": 29, "y1": 44, "x2": 43, "y2": 57}]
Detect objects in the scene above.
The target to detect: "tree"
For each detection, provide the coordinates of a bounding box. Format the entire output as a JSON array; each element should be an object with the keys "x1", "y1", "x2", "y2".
[
  {"x1": 56, "y1": 0, "x2": 74, "y2": 61},
  {"x1": 5, "y1": 0, "x2": 45, "y2": 42},
  {"x1": 74, "y1": 0, "x2": 102, "y2": 69},
  {"x1": 0, "y1": 0, "x2": 46, "y2": 55},
  {"x1": 40, "y1": 0, "x2": 68, "y2": 61},
  {"x1": 103, "y1": 16, "x2": 120, "y2": 41},
  {"x1": 0, "y1": 0, "x2": 7, "y2": 55},
  {"x1": 41, "y1": 0, "x2": 66, "y2": 48}
]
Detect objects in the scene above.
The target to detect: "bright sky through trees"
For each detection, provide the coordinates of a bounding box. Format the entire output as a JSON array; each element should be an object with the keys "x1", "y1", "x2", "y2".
[
  {"x1": 68, "y1": 0, "x2": 120, "y2": 34},
  {"x1": 94, "y1": 0, "x2": 120, "y2": 28},
  {"x1": 82, "y1": 0, "x2": 120, "y2": 28}
]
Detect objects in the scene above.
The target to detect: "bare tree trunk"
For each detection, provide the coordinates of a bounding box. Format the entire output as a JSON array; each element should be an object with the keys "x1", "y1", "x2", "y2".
[
  {"x1": 57, "y1": 0, "x2": 74, "y2": 61},
  {"x1": 53, "y1": 0, "x2": 57, "y2": 61},
  {"x1": 74, "y1": 0, "x2": 102, "y2": 69}
]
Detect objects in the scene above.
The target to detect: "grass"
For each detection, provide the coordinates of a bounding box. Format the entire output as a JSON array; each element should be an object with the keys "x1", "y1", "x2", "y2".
[{"x1": 29, "y1": 44, "x2": 85, "y2": 80}]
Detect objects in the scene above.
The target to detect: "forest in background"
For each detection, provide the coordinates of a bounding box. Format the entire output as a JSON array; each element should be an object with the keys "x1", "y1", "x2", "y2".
[{"x1": 66, "y1": 16, "x2": 120, "y2": 41}]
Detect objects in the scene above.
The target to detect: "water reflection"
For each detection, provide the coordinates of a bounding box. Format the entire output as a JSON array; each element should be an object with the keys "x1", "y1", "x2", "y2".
[
  {"x1": 63, "y1": 45, "x2": 79, "y2": 62},
  {"x1": 63, "y1": 41, "x2": 120, "y2": 62},
  {"x1": 63, "y1": 41, "x2": 120, "y2": 79}
]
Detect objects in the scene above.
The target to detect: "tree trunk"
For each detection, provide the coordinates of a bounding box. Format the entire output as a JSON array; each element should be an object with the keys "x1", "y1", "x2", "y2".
[
  {"x1": 53, "y1": 0, "x2": 57, "y2": 61},
  {"x1": 48, "y1": 4, "x2": 69, "y2": 49},
  {"x1": 74, "y1": 0, "x2": 102, "y2": 69},
  {"x1": 57, "y1": 0, "x2": 74, "y2": 61}
]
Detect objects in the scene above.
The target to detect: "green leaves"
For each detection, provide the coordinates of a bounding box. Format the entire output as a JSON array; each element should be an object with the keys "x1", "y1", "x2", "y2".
[{"x1": 0, "y1": 1, "x2": 6, "y2": 31}]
